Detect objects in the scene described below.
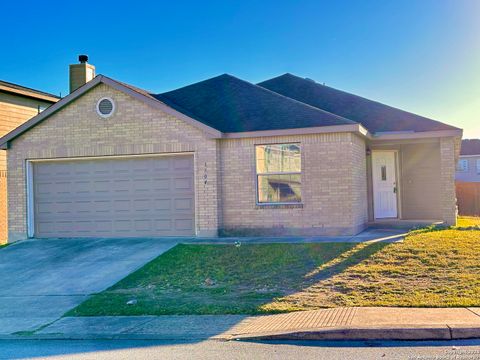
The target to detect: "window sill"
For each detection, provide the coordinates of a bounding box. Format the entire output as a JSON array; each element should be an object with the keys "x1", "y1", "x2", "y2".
[{"x1": 255, "y1": 203, "x2": 304, "y2": 209}]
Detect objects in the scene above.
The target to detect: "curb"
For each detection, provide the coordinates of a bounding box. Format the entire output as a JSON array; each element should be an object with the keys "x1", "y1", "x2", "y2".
[
  {"x1": 2, "y1": 326, "x2": 480, "y2": 342},
  {"x1": 228, "y1": 325, "x2": 480, "y2": 342}
]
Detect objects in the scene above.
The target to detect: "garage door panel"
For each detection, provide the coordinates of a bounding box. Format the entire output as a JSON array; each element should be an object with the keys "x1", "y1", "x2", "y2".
[
  {"x1": 174, "y1": 177, "x2": 194, "y2": 191},
  {"x1": 33, "y1": 155, "x2": 195, "y2": 238}
]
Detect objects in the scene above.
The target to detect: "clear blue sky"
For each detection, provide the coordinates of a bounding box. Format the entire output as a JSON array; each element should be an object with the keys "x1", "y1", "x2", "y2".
[{"x1": 2, "y1": 0, "x2": 479, "y2": 137}]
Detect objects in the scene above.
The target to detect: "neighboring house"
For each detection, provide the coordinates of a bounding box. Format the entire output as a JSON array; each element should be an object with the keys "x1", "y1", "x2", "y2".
[
  {"x1": 456, "y1": 139, "x2": 480, "y2": 182},
  {"x1": 0, "y1": 81, "x2": 59, "y2": 242},
  {"x1": 0, "y1": 58, "x2": 462, "y2": 242},
  {"x1": 456, "y1": 139, "x2": 480, "y2": 216}
]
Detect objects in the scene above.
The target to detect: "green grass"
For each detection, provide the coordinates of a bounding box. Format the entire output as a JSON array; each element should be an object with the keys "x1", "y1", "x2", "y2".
[
  {"x1": 266, "y1": 228, "x2": 480, "y2": 310},
  {"x1": 70, "y1": 216, "x2": 480, "y2": 315},
  {"x1": 68, "y1": 242, "x2": 367, "y2": 315}
]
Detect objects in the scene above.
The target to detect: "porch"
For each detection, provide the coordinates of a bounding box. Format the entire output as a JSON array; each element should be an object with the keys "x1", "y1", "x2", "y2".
[{"x1": 366, "y1": 136, "x2": 459, "y2": 226}]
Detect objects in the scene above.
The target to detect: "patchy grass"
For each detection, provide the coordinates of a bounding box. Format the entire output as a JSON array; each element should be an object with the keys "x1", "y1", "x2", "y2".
[
  {"x1": 69, "y1": 242, "x2": 368, "y2": 315},
  {"x1": 265, "y1": 227, "x2": 480, "y2": 310},
  {"x1": 70, "y1": 216, "x2": 480, "y2": 315}
]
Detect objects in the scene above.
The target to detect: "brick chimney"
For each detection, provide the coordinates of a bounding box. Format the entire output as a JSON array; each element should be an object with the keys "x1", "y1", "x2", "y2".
[{"x1": 69, "y1": 55, "x2": 95, "y2": 93}]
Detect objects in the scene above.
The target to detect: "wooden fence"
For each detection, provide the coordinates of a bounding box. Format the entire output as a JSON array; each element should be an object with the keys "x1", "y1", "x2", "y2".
[{"x1": 456, "y1": 181, "x2": 480, "y2": 216}]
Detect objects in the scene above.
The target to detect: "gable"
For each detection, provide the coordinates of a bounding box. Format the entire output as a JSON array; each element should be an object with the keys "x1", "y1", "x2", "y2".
[
  {"x1": 0, "y1": 76, "x2": 221, "y2": 149},
  {"x1": 7, "y1": 82, "x2": 213, "y2": 154}
]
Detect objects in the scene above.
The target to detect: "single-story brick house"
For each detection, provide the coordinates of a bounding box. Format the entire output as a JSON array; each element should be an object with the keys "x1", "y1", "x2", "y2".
[{"x1": 0, "y1": 58, "x2": 462, "y2": 241}]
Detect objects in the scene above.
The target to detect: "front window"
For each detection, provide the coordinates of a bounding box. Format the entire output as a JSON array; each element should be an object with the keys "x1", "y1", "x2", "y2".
[
  {"x1": 477, "y1": 159, "x2": 480, "y2": 174},
  {"x1": 457, "y1": 159, "x2": 469, "y2": 172},
  {"x1": 255, "y1": 143, "x2": 301, "y2": 204}
]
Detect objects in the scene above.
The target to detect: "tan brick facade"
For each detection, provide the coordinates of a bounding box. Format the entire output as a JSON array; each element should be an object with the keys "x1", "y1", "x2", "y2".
[
  {"x1": 4, "y1": 82, "x2": 459, "y2": 241},
  {"x1": 7, "y1": 84, "x2": 219, "y2": 241},
  {"x1": 440, "y1": 137, "x2": 458, "y2": 226},
  {"x1": 1, "y1": 92, "x2": 55, "y2": 243},
  {"x1": 219, "y1": 132, "x2": 368, "y2": 235}
]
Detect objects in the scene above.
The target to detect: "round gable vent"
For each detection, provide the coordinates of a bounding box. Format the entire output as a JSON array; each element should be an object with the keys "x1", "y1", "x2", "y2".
[{"x1": 96, "y1": 97, "x2": 115, "y2": 118}]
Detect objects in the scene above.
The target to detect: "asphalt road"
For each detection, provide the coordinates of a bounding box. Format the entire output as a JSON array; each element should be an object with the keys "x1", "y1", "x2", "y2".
[{"x1": 1, "y1": 339, "x2": 480, "y2": 360}]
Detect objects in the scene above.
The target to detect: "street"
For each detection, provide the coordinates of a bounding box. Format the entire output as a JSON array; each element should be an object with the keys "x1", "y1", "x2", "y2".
[{"x1": 1, "y1": 339, "x2": 480, "y2": 360}]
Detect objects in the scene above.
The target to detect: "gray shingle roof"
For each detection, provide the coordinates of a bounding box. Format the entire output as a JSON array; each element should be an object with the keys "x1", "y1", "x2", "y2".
[
  {"x1": 258, "y1": 73, "x2": 459, "y2": 134},
  {"x1": 154, "y1": 74, "x2": 355, "y2": 133},
  {"x1": 461, "y1": 139, "x2": 480, "y2": 155}
]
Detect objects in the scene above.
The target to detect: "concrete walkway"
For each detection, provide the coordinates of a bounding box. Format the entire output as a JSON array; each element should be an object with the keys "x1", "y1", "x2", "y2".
[
  {"x1": 7, "y1": 308, "x2": 480, "y2": 341},
  {"x1": 186, "y1": 228, "x2": 406, "y2": 244}
]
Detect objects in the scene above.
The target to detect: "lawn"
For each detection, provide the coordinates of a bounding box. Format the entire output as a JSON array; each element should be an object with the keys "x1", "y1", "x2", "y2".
[
  {"x1": 70, "y1": 217, "x2": 480, "y2": 316},
  {"x1": 68, "y1": 242, "x2": 362, "y2": 315},
  {"x1": 456, "y1": 216, "x2": 480, "y2": 228}
]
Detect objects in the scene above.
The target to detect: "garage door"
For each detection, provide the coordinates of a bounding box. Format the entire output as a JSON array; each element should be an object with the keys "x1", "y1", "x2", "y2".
[{"x1": 32, "y1": 155, "x2": 195, "y2": 238}]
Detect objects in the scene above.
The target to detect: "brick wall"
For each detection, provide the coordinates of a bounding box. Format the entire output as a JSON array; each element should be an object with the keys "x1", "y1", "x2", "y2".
[
  {"x1": 351, "y1": 134, "x2": 368, "y2": 228},
  {"x1": 7, "y1": 84, "x2": 220, "y2": 241},
  {"x1": 219, "y1": 132, "x2": 368, "y2": 236},
  {"x1": 5, "y1": 82, "x2": 460, "y2": 240},
  {"x1": 440, "y1": 137, "x2": 458, "y2": 225},
  {"x1": 1, "y1": 93, "x2": 53, "y2": 244}
]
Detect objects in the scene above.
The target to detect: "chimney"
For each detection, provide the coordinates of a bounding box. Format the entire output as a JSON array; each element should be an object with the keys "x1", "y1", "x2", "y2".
[{"x1": 69, "y1": 55, "x2": 95, "y2": 93}]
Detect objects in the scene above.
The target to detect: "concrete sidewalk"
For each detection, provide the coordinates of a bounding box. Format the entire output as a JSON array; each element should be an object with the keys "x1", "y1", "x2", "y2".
[
  {"x1": 185, "y1": 228, "x2": 406, "y2": 244},
  {"x1": 6, "y1": 307, "x2": 480, "y2": 341}
]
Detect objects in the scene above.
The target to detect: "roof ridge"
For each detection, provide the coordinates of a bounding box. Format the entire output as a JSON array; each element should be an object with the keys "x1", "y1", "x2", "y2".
[
  {"x1": 212, "y1": 74, "x2": 358, "y2": 125},
  {"x1": 264, "y1": 73, "x2": 460, "y2": 131},
  {"x1": 158, "y1": 73, "x2": 238, "y2": 95}
]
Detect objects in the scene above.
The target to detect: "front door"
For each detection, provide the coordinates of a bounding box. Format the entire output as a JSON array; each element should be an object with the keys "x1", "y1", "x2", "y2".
[{"x1": 372, "y1": 151, "x2": 398, "y2": 219}]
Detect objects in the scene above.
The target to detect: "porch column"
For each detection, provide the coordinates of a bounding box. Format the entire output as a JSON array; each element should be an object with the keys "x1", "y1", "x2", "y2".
[{"x1": 439, "y1": 137, "x2": 458, "y2": 226}]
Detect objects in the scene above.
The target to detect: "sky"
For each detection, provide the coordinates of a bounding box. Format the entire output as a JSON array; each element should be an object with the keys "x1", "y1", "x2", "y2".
[{"x1": 1, "y1": 0, "x2": 479, "y2": 137}]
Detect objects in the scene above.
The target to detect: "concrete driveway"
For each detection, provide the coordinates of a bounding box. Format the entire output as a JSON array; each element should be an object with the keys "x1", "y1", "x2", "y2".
[{"x1": 0, "y1": 238, "x2": 177, "y2": 334}]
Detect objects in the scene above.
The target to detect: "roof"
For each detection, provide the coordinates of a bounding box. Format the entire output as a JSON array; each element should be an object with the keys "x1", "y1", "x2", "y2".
[
  {"x1": 0, "y1": 72, "x2": 463, "y2": 149},
  {"x1": 258, "y1": 73, "x2": 459, "y2": 134},
  {"x1": 0, "y1": 79, "x2": 60, "y2": 102},
  {"x1": 0, "y1": 75, "x2": 223, "y2": 149},
  {"x1": 461, "y1": 139, "x2": 480, "y2": 155},
  {"x1": 154, "y1": 74, "x2": 355, "y2": 132}
]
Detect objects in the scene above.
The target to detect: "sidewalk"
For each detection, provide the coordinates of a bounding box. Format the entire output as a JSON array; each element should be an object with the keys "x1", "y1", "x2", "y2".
[
  {"x1": 5, "y1": 307, "x2": 480, "y2": 341},
  {"x1": 184, "y1": 228, "x2": 406, "y2": 244}
]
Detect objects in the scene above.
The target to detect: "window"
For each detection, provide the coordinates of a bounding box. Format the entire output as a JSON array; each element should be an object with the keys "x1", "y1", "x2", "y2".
[
  {"x1": 96, "y1": 97, "x2": 115, "y2": 118},
  {"x1": 477, "y1": 159, "x2": 480, "y2": 174},
  {"x1": 457, "y1": 159, "x2": 469, "y2": 172},
  {"x1": 381, "y1": 165, "x2": 387, "y2": 181},
  {"x1": 255, "y1": 143, "x2": 301, "y2": 204}
]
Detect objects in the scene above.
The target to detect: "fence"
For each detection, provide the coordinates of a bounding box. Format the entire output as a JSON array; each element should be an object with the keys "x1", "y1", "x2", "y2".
[
  {"x1": 456, "y1": 181, "x2": 480, "y2": 216},
  {"x1": 0, "y1": 171, "x2": 6, "y2": 244}
]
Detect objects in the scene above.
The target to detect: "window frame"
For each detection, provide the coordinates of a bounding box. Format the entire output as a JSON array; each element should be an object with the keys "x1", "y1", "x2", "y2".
[
  {"x1": 254, "y1": 142, "x2": 302, "y2": 205},
  {"x1": 476, "y1": 159, "x2": 480, "y2": 175},
  {"x1": 96, "y1": 97, "x2": 115, "y2": 118}
]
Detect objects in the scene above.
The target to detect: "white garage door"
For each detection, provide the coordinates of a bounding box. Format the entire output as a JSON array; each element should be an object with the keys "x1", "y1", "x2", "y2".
[{"x1": 32, "y1": 155, "x2": 195, "y2": 238}]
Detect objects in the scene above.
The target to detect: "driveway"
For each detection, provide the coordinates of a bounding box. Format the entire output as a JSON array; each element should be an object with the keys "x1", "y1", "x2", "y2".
[{"x1": 0, "y1": 238, "x2": 177, "y2": 334}]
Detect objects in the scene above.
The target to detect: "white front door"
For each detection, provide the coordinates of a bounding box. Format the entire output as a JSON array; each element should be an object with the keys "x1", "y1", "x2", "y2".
[{"x1": 372, "y1": 151, "x2": 398, "y2": 219}]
